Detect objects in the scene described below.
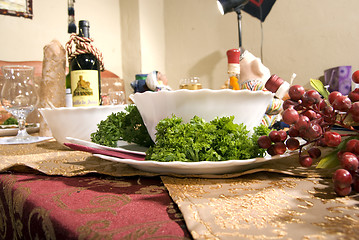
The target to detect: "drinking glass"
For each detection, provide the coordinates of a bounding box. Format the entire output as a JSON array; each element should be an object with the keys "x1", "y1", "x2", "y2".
[
  {"x1": 1, "y1": 65, "x2": 39, "y2": 143},
  {"x1": 108, "y1": 90, "x2": 125, "y2": 105}
]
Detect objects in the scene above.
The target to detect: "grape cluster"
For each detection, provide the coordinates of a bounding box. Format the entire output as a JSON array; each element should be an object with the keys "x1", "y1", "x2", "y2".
[
  {"x1": 332, "y1": 139, "x2": 359, "y2": 196},
  {"x1": 258, "y1": 70, "x2": 359, "y2": 196}
]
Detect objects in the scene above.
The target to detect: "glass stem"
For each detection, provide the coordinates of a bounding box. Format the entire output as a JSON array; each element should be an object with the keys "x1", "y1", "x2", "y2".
[{"x1": 17, "y1": 118, "x2": 29, "y2": 137}]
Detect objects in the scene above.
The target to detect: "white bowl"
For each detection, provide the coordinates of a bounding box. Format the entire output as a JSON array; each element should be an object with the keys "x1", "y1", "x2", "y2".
[
  {"x1": 39, "y1": 105, "x2": 126, "y2": 144},
  {"x1": 130, "y1": 89, "x2": 274, "y2": 142}
]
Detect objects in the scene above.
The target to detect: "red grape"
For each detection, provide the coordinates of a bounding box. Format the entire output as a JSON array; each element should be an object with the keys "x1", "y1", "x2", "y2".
[
  {"x1": 269, "y1": 131, "x2": 282, "y2": 142},
  {"x1": 283, "y1": 99, "x2": 299, "y2": 110},
  {"x1": 348, "y1": 88, "x2": 359, "y2": 102},
  {"x1": 308, "y1": 147, "x2": 321, "y2": 159},
  {"x1": 349, "y1": 102, "x2": 359, "y2": 117},
  {"x1": 306, "y1": 123, "x2": 322, "y2": 140},
  {"x1": 332, "y1": 95, "x2": 352, "y2": 112},
  {"x1": 257, "y1": 135, "x2": 272, "y2": 149},
  {"x1": 352, "y1": 174, "x2": 359, "y2": 192},
  {"x1": 317, "y1": 137, "x2": 327, "y2": 147},
  {"x1": 273, "y1": 142, "x2": 286, "y2": 155},
  {"x1": 288, "y1": 126, "x2": 299, "y2": 137},
  {"x1": 267, "y1": 145, "x2": 276, "y2": 156},
  {"x1": 352, "y1": 115, "x2": 359, "y2": 123},
  {"x1": 293, "y1": 102, "x2": 304, "y2": 111},
  {"x1": 288, "y1": 85, "x2": 305, "y2": 101},
  {"x1": 340, "y1": 152, "x2": 359, "y2": 171},
  {"x1": 286, "y1": 137, "x2": 300, "y2": 150},
  {"x1": 310, "y1": 116, "x2": 324, "y2": 126},
  {"x1": 324, "y1": 131, "x2": 341, "y2": 147},
  {"x1": 328, "y1": 91, "x2": 342, "y2": 104},
  {"x1": 337, "y1": 151, "x2": 344, "y2": 161},
  {"x1": 282, "y1": 108, "x2": 299, "y2": 125},
  {"x1": 352, "y1": 70, "x2": 359, "y2": 84},
  {"x1": 344, "y1": 139, "x2": 359, "y2": 153},
  {"x1": 302, "y1": 110, "x2": 317, "y2": 120},
  {"x1": 322, "y1": 104, "x2": 334, "y2": 114},
  {"x1": 299, "y1": 155, "x2": 313, "y2": 167},
  {"x1": 301, "y1": 90, "x2": 321, "y2": 107},
  {"x1": 322, "y1": 106, "x2": 335, "y2": 124},
  {"x1": 317, "y1": 99, "x2": 327, "y2": 111},
  {"x1": 334, "y1": 185, "x2": 352, "y2": 197},
  {"x1": 295, "y1": 115, "x2": 310, "y2": 130},
  {"x1": 332, "y1": 169, "x2": 352, "y2": 189},
  {"x1": 278, "y1": 130, "x2": 287, "y2": 142}
]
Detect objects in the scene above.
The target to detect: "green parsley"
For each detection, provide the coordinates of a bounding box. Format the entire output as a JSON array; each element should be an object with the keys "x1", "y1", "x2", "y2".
[
  {"x1": 145, "y1": 115, "x2": 270, "y2": 162},
  {"x1": 3, "y1": 117, "x2": 18, "y2": 125},
  {"x1": 91, "y1": 105, "x2": 154, "y2": 148}
]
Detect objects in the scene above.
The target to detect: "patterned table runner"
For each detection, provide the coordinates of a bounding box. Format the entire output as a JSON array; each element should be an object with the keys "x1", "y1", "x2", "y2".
[
  {"x1": 163, "y1": 174, "x2": 359, "y2": 239},
  {"x1": 2, "y1": 139, "x2": 358, "y2": 239}
]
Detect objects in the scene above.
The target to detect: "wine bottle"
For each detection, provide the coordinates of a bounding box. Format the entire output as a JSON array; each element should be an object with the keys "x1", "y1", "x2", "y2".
[{"x1": 70, "y1": 20, "x2": 101, "y2": 107}]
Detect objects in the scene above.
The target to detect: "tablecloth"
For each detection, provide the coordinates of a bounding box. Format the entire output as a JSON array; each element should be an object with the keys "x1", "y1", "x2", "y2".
[
  {"x1": 0, "y1": 139, "x2": 191, "y2": 239},
  {"x1": 1, "y1": 139, "x2": 359, "y2": 240},
  {"x1": 0, "y1": 173, "x2": 190, "y2": 239}
]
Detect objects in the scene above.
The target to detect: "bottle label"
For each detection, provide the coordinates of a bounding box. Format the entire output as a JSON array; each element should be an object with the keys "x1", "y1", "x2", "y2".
[{"x1": 71, "y1": 70, "x2": 100, "y2": 107}]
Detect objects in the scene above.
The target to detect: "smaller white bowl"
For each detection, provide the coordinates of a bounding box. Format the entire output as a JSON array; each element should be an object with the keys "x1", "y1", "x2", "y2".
[
  {"x1": 39, "y1": 105, "x2": 126, "y2": 144},
  {"x1": 130, "y1": 89, "x2": 274, "y2": 142}
]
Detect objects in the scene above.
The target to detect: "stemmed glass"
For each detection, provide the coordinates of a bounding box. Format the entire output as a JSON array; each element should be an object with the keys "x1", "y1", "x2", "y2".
[{"x1": 1, "y1": 65, "x2": 39, "y2": 143}]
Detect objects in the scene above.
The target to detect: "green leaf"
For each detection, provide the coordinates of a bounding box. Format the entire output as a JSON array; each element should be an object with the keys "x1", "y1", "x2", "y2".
[
  {"x1": 316, "y1": 150, "x2": 340, "y2": 169},
  {"x1": 316, "y1": 136, "x2": 359, "y2": 169},
  {"x1": 310, "y1": 78, "x2": 329, "y2": 99}
]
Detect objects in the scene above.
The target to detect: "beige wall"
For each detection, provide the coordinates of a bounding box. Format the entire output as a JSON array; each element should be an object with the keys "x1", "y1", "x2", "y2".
[
  {"x1": 2, "y1": 0, "x2": 359, "y2": 97},
  {"x1": 139, "y1": 0, "x2": 165, "y2": 74},
  {"x1": 0, "y1": 0, "x2": 122, "y2": 78},
  {"x1": 258, "y1": 0, "x2": 359, "y2": 89},
  {"x1": 163, "y1": 0, "x2": 359, "y2": 90},
  {"x1": 164, "y1": 0, "x2": 238, "y2": 89}
]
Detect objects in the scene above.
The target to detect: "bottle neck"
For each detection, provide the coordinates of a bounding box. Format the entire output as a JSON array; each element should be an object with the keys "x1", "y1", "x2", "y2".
[{"x1": 79, "y1": 27, "x2": 90, "y2": 38}]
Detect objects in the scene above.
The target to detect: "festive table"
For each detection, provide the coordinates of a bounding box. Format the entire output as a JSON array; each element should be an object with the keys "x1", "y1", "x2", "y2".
[{"x1": 1, "y1": 138, "x2": 358, "y2": 239}]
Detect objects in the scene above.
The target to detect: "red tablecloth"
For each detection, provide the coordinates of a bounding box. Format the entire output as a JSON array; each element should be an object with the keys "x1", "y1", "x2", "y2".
[{"x1": 0, "y1": 172, "x2": 191, "y2": 239}]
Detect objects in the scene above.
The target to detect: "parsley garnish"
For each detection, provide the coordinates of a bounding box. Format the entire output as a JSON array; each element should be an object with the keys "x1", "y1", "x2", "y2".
[
  {"x1": 145, "y1": 115, "x2": 270, "y2": 162},
  {"x1": 3, "y1": 117, "x2": 18, "y2": 125},
  {"x1": 91, "y1": 105, "x2": 154, "y2": 148}
]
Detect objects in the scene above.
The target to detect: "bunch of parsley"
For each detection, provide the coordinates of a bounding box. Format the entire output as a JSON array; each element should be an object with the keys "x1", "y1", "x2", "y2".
[
  {"x1": 3, "y1": 117, "x2": 18, "y2": 125},
  {"x1": 91, "y1": 105, "x2": 154, "y2": 148},
  {"x1": 145, "y1": 115, "x2": 270, "y2": 162}
]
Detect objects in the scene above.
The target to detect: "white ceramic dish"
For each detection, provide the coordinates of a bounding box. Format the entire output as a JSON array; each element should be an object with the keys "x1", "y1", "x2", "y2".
[
  {"x1": 130, "y1": 89, "x2": 274, "y2": 142},
  {"x1": 39, "y1": 105, "x2": 127, "y2": 144},
  {"x1": 93, "y1": 152, "x2": 291, "y2": 175},
  {"x1": 66, "y1": 138, "x2": 296, "y2": 175},
  {"x1": 66, "y1": 137, "x2": 147, "y2": 156},
  {"x1": 0, "y1": 123, "x2": 40, "y2": 137}
]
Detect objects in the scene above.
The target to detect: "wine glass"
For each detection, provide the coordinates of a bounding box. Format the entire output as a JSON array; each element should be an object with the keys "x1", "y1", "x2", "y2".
[
  {"x1": 1, "y1": 65, "x2": 39, "y2": 143},
  {"x1": 108, "y1": 90, "x2": 125, "y2": 105}
]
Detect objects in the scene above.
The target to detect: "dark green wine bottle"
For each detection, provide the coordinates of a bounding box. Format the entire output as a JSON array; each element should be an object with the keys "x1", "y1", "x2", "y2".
[{"x1": 70, "y1": 20, "x2": 101, "y2": 107}]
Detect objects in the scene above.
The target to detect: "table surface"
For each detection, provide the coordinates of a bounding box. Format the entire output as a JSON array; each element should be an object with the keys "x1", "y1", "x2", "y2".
[
  {"x1": 0, "y1": 172, "x2": 191, "y2": 239},
  {"x1": 1, "y1": 138, "x2": 359, "y2": 240}
]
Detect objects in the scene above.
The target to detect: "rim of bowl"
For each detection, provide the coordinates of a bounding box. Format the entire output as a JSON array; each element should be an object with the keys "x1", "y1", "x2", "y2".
[{"x1": 130, "y1": 89, "x2": 274, "y2": 101}]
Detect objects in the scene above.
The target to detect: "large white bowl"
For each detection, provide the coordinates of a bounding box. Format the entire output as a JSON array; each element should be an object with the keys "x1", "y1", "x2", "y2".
[
  {"x1": 39, "y1": 105, "x2": 126, "y2": 144},
  {"x1": 130, "y1": 89, "x2": 274, "y2": 142}
]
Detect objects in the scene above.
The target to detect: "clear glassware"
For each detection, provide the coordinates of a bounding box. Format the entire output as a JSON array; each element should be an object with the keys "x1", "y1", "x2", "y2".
[
  {"x1": 179, "y1": 77, "x2": 202, "y2": 90},
  {"x1": 1, "y1": 65, "x2": 39, "y2": 143},
  {"x1": 108, "y1": 90, "x2": 125, "y2": 105}
]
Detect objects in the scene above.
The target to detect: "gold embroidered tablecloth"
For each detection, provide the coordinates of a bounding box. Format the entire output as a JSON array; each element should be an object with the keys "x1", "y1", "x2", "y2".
[{"x1": 1, "y1": 139, "x2": 358, "y2": 240}]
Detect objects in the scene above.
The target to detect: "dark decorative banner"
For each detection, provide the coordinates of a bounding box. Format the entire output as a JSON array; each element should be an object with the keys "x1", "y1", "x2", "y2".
[{"x1": 243, "y1": 0, "x2": 276, "y2": 22}]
